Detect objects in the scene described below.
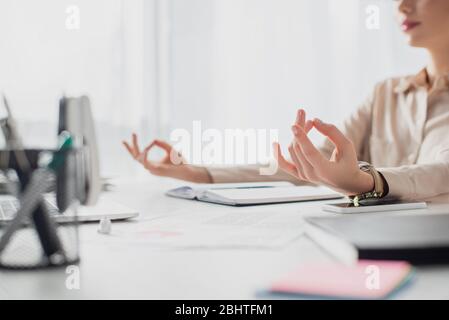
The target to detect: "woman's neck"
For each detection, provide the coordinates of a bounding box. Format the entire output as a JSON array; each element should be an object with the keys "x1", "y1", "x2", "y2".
[{"x1": 427, "y1": 46, "x2": 449, "y2": 80}]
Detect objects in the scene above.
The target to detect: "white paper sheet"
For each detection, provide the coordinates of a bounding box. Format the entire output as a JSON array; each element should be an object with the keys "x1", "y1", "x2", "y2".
[{"x1": 86, "y1": 210, "x2": 306, "y2": 249}]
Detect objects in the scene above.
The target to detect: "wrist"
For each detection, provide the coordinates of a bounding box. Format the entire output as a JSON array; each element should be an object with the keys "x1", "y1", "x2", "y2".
[
  {"x1": 353, "y1": 171, "x2": 375, "y2": 196},
  {"x1": 188, "y1": 165, "x2": 213, "y2": 184}
]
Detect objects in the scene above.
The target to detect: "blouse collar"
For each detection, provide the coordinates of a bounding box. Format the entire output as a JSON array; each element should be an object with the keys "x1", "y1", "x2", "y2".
[{"x1": 394, "y1": 68, "x2": 449, "y2": 94}]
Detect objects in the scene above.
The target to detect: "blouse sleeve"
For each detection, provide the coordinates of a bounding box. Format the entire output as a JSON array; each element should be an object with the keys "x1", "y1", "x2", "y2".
[{"x1": 378, "y1": 152, "x2": 449, "y2": 200}]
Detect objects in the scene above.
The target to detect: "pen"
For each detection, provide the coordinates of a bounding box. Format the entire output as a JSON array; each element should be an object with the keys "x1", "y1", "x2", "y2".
[{"x1": 212, "y1": 186, "x2": 276, "y2": 191}]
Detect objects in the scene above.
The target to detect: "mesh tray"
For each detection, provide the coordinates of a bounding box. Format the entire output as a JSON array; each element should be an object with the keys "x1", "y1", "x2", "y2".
[{"x1": 0, "y1": 214, "x2": 80, "y2": 270}]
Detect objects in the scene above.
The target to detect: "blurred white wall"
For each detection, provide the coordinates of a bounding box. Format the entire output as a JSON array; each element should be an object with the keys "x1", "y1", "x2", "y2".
[
  {"x1": 0, "y1": 0, "x2": 153, "y2": 175},
  {"x1": 168, "y1": 0, "x2": 428, "y2": 154},
  {"x1": 0, "y1": 0, "x2": 428, "y2": 175}
]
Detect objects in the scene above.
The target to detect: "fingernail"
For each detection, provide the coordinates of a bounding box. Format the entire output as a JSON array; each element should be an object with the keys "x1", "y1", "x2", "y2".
[
  {"x1": 292, "y1": 126, "x2": 298, "y2": 135},
  {"x1": 314, "y1": 118, "x2": 322, "y2": 124}
]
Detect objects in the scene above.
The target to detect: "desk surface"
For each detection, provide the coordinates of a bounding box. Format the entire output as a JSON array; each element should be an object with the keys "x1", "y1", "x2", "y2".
[{"x1": 1, "y1": 177, "x2": 449, "y2": 300}]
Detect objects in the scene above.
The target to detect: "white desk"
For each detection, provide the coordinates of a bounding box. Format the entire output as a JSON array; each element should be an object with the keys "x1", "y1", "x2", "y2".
[{"x1": 1, "y1": 177, "x2": 449, "y2": 300}]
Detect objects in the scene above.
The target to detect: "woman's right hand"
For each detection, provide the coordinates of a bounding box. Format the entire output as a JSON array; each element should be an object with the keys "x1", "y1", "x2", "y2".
[{"x1": 122, "y1": 134, "x2": 213, "y2": 183}]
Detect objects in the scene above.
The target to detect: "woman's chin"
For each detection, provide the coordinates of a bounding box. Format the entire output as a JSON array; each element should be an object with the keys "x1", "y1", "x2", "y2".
[
  {"x1": 403, "y1": 29, "x2": 430, "y2": 48},
  {"x1": 405, "y1": 36, "x2": 427, "y2": 49}
]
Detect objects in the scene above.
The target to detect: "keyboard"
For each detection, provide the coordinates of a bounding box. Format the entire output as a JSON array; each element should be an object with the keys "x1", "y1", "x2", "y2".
[{"x1": 0, "y1": 198, "x2": 59, "y2": 221}]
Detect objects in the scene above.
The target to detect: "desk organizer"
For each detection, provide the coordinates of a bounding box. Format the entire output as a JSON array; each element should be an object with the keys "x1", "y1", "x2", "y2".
[{"x1": 0, "y1": 148, "x2": 81, "y2": 270}]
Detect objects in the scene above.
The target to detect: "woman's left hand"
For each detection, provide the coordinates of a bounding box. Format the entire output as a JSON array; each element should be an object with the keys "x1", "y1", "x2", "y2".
[{"x1": 274, "y1": 110, "x2": 374, "y2": 196}]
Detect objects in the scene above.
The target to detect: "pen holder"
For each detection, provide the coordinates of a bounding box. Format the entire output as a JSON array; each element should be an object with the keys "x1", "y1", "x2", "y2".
[
  {"x1": 0, "y1": 212, "x2": 80, "y2": 270},
  {"x1": 0, "y1": 149, "x2": 81, "y2": 270}
]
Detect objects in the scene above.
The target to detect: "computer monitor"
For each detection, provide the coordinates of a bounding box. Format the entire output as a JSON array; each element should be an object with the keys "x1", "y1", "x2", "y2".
[{"x1": 58, "y1": 96, "x2": 101, "y2": 206}]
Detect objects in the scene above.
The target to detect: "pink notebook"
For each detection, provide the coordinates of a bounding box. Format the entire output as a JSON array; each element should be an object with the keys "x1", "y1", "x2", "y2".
[{"x1": 270, "y1": 260, "x2": 413, "y2": 299}]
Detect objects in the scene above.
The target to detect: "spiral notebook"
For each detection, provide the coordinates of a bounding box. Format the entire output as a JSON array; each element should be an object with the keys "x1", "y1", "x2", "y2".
[{"x1": 166, "y1": 182, "x2": 343, "y2": 206}]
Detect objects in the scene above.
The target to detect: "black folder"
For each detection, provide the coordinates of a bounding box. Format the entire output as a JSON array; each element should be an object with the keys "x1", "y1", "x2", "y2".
[{"x1": 305, "y1": 213, "x2": 449, "y2": 265}]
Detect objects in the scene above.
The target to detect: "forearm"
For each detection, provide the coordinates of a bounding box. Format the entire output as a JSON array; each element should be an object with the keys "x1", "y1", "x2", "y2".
[
  {"x1": 378, "y1": 161, "x2": 449, "y2": 200},
  {"x1": 206, "y1": 164, "x2": 310, "y2": 185}
]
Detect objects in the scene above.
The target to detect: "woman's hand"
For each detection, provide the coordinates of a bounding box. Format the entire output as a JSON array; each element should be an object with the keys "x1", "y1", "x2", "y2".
[
  {"x1": 274, "y1": 110, "x2": 374, "y2": 196},
  {"x1": 122, "y1": 134, "x2": 212, "y2": 183}
]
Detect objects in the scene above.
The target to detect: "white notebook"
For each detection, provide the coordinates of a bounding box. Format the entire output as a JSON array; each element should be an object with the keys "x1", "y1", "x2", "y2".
[{"x1": 166, "y1": 182, "x2": 343, "y2": 206}]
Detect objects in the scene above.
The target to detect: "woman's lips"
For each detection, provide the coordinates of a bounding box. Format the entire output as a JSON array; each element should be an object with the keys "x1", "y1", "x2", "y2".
[{"x1": 401, "y1": 20, "x2": 421, "y2": 32}]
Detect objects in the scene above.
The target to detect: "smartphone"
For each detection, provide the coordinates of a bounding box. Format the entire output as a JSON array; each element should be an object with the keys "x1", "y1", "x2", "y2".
[{"x1": 322, "y1": 199, "x2": 427, "y2": 214}]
